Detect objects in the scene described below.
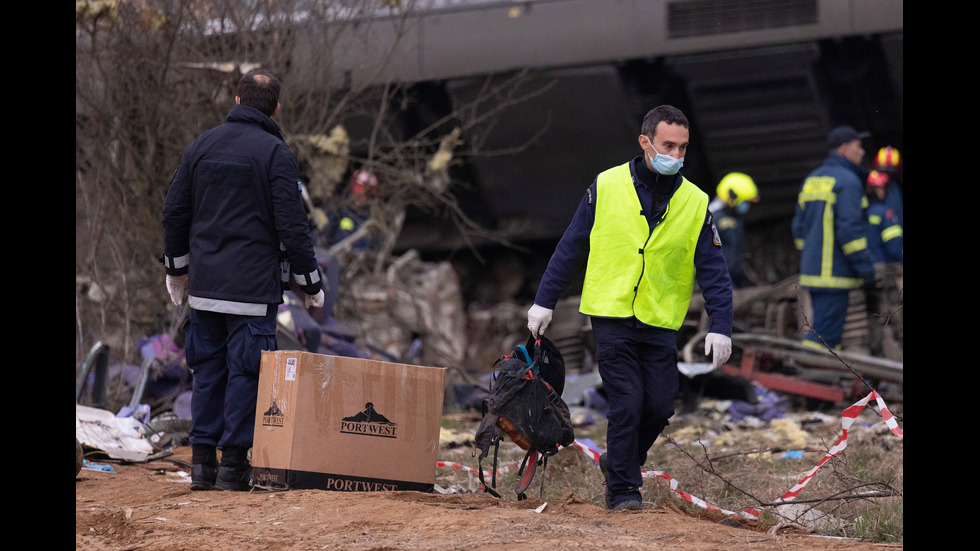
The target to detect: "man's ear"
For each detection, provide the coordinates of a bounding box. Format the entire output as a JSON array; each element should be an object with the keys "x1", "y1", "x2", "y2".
[
  {"x1": 637, "y1": 135, "x2": 646, "y2": 148},
  {"x1": 637, "y1": 134, "x2": 654, "y2": 152},
  {"x1": 272, "y1": 102, "x2": 280, "y2": 118},
  {"x1": 235, "y1": 96, "x2": 241, "y2": 105}
]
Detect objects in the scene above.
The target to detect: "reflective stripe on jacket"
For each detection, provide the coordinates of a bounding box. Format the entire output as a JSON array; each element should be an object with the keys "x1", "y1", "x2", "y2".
[{"x1": 579, "y1": 162, "x2": 707, "y2": 330}]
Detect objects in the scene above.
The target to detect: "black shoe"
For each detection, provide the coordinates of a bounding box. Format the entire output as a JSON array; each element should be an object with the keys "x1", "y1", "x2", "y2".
[
  {"x1": 600, "y1": 453, "x2": 617, "y2": 508},
  {"x1": 600, "y1": 454, "x2": 642, "y2": 511},
  {"x1": 190, "y1": 444, "x2": 219, "y2": 491},
  {"x1": 215, "y1": 464, "x2": 252, "y2": 491},
  {"x1": 190, "y1": 462, "x2": 218, "y2": 491},
  {"x1": 612, "y1": 498, "x2": 642, "y2": 511}
]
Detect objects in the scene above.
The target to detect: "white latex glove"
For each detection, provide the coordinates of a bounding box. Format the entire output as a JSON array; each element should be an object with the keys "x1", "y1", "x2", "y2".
[
  {"x1": 166, "y1": 274, "x2": 187, "y2": 306},
  {"x1": 704, "y1": 332, "x2": 732, "y2": 370},
  {"x1": 527, "y1": 304, "x2": 554, "y2": 337},
  {"x1": 305, "y1": 289, "x2": 325, "y2": 309}
]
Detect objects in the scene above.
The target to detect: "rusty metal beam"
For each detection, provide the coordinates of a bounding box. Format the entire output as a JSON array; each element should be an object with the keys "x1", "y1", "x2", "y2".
[{"x1": 732, "y1": 334, "x2": 903, "y2": 385}]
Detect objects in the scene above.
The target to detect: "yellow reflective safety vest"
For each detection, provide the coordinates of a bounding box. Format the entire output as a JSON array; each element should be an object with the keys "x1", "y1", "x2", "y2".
[{"x1": 579, "y1": 163, "x2": 708, "y2": 330}]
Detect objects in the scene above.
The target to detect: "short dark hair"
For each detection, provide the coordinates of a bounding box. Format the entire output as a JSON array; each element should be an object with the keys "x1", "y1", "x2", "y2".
[
  {"x1": 641, "y1": 105, "x2": 689, "y2": 137},
  {"x1": 237, "y1": 70, "x2": 281, "y2": 117}
]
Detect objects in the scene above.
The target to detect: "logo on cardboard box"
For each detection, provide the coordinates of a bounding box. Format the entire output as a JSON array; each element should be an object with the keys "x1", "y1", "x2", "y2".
[
  {"x1": 340, "y1": 402, "x2": 398, "y2": 438},
  {"x1": 262, "y1": 400, "x2": 284, "y2": 427},
  {"x1": 252, "y1": 469, "x2": 284, "y2": 487}
]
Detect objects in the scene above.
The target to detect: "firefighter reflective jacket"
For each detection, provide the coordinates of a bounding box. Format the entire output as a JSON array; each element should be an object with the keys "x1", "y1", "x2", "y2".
[
  {"x1": 866, "y1": 202, "x2": 903, "y2": 264},
  {"x1": 579, "y1": 162, "x2": 707, "y2": 330},
  {"x1": 791, "y1": 154, "x2": 875, "y2": 289}
]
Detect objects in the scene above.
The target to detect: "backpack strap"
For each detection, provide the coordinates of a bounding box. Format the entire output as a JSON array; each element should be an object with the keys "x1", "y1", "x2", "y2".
[
  {"x1": 476, "y1": 432, "x2": 503, "y2": 498},
  {"x1": 477, "y1": 390, "x2": 503, "y2": 498},
  {"x1": 514, "y1": 449, "x2": 538, "y2": 500},
  {"x1": 514, "y1": 344, "x2": 539, "y2": 375},
  {"x1": 538, "y1": 454, "x2": 548, "y2": 499}
]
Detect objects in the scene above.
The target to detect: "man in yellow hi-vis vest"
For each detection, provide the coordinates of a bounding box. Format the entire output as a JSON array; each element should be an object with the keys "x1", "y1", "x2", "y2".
[{"x1": 527, "y1": 105, "x2": 733, "y2": 511}]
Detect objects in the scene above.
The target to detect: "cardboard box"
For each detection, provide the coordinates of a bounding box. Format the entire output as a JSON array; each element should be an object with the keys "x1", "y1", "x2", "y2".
[{"x1": 251, "y1": 350, "x2": 446, "y2": 492}]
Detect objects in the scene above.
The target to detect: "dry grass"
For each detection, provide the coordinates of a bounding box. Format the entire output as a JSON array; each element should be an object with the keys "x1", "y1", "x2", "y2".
[{"x1": 436, "y1": 401, "x2": 903, "y2": 543}]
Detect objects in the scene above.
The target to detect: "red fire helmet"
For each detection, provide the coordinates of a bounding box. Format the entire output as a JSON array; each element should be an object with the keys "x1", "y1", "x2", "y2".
[
  {"x1": 866, "y1": 170, "x2": 890, "y2": 187},
  {"x1": 350, "y1": 170, "x2": 379, "y2": 196}
]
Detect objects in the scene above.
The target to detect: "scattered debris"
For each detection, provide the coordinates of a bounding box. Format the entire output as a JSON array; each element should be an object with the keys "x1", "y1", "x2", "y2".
[
  {"x1": 76, "y1": 404, "x2": 155, "y2": 462},
  {"x1": 75, "y1": 254, "x2": 901, "y2": 460}
]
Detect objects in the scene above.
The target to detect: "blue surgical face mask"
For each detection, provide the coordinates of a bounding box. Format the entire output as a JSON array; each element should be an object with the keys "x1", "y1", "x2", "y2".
[
  {"x1": 736, "y1": 202, "x2": 751, "y2": 215},
  {"x1": 648, "y1": 146, "x2": 684, "y2": 175}
]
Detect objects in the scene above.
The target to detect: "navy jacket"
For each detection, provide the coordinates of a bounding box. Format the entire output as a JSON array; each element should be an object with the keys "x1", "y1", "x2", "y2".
[
  {"x1": 866, "y1": 200, "x2": 903, "y2": 264},
  {"x1": 534, "y1": 156, "x2": 733, "y2": 337},
  {"x1": 163, "y1": 104, "x2": 321, "y2": 315}
]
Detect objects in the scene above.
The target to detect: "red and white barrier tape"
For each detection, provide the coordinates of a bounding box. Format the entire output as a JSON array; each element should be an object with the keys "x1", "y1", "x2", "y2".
[
  {"x1": 438, "y1": 390, "x2": 902, "y2": 518},
  {"x1": 775, "y1": 389, "x2": 901, "y2": 506},
  {"x1": 436, "y1": 459, "x2": 519, "y2": 478}
]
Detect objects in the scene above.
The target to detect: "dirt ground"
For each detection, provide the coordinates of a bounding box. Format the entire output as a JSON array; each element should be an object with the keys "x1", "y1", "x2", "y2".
[{"x1": 76, "y1": 446, "x2": 900, "y2": 551}]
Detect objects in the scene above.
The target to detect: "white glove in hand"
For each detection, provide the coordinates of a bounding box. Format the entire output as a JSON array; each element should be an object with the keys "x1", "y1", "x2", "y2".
[
  {"x1": 166, "y1": 275, "x2": 187, "y2": 306},
  {"x1": 704, "y1": 332, "x2": 732, "y2": 370},
  {"x1": 305, "y1": 289, "x2": 325, "y2": 309},
  {"x1": 527, "y1": 304, "x2": 554, "y2": 337}
]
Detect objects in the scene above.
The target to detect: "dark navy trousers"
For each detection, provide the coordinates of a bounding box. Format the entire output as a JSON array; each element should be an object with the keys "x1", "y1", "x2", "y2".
[
  {"x1": 592, "y1": 317, "x2": 679, "y2": 501},
  {"x1": 804, "y1": 288, "x2": 851, "y2": 349},
  {"x1": 185, "y1": 307, "x2": 277, "y2": 450}
]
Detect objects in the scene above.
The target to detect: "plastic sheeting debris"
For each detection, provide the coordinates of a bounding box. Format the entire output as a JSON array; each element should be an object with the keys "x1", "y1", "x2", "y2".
[
  {"x1": 677, "y1": 362, "x2": 714, "y2": 378},
  {"x1": 75, "y1": 404, "x2": 154, "y2": 462}
]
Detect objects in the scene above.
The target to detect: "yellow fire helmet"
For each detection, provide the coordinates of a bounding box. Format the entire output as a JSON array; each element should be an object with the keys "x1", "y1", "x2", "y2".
[
  {"x1": 717, "y1": 172, "x2": 759, "y2": 207},
  {"x1": 873, "y1": 146, "x2": 901, "y2": 171}
]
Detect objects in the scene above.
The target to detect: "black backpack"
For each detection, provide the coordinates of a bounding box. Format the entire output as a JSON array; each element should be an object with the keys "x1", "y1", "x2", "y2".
[{"x1": 472, "y1": 335, "x2": 575, "y2": 500}]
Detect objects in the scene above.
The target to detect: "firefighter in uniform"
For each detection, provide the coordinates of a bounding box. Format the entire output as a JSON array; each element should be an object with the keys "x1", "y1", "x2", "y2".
[
  {"x1": 872, "y1": 146, "x2": 903, "y2": 226},
  {"x1": 327, "y1": 169, "x2": 378, "y2": 250},
  {"x1": 708, "y1": 172, "x2": 760, "y2": 288},
  {"x1": 865, "y1": 170, "x2": 903, "y2": 265},
  {"x1": 527, "y1": 105, "x2": 733, "y2": 511},
  {"x1": 864, "y1": 169, "x2": 904, "y2": 357},
  {"x1": 792, "y1": 125, "x2": 877, "y2": 351}
]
